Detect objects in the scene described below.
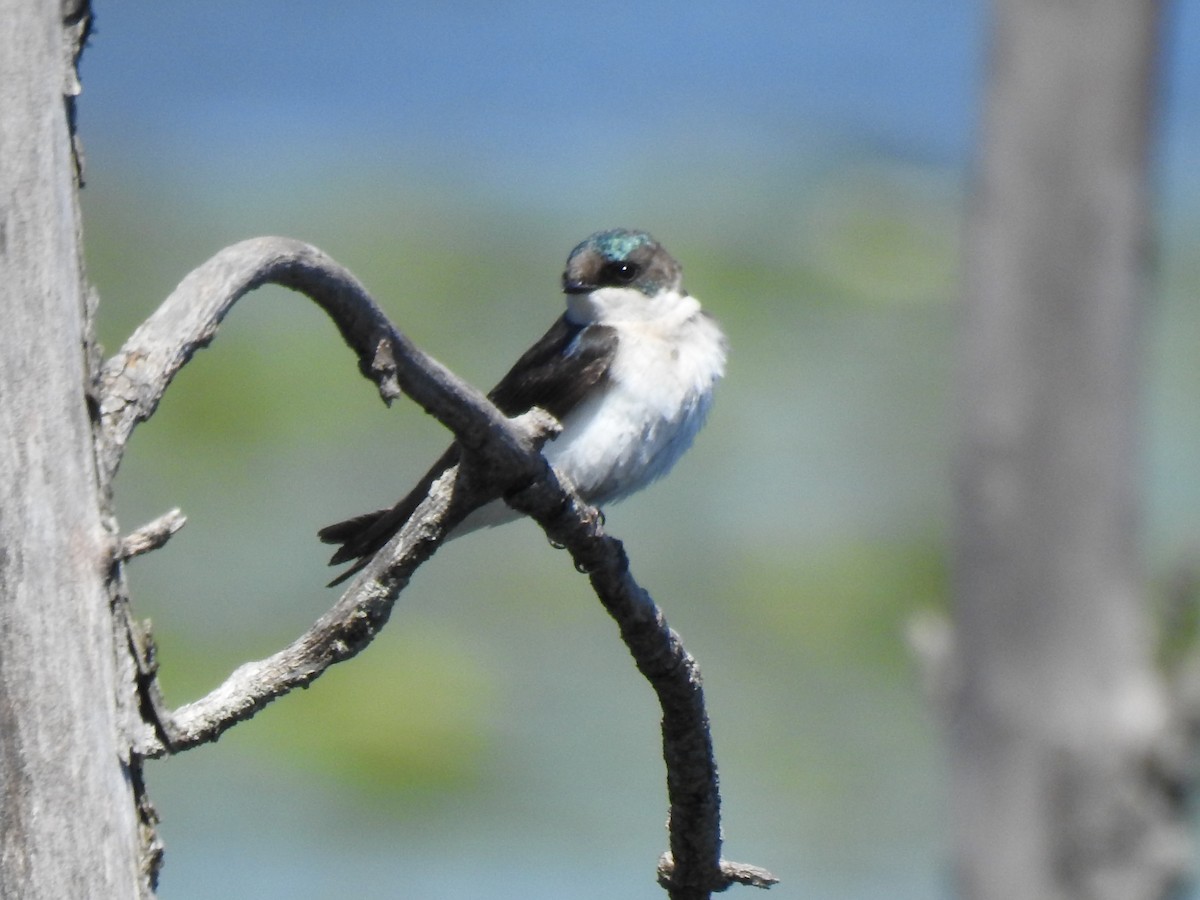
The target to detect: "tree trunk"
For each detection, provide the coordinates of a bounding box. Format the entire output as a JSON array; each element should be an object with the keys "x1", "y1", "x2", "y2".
[
  {"x1": 951, "y1": 1, "x2": 1182, "y2": 898},
  {"x1": 0, "y1": 1, "x2": 146, "y2": 896}
]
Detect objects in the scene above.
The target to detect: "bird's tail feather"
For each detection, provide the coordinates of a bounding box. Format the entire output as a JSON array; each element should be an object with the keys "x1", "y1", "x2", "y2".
[
  {"x1": 320, "y1": 498, "x2": 418, "y2": 567},
  {"x1": 319, "y1": 445, "x2": 461, "y2": 586},
  {"x1": 317, "y1": 509, "x2": 389, "y2": 551}
]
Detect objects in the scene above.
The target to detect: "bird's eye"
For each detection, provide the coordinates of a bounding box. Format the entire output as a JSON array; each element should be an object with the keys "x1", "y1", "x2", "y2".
[{"x1": 603, "y1": 261, "x2": 641, "y2": 284}]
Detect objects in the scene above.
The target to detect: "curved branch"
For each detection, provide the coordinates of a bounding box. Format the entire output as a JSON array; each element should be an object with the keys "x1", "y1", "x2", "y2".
[
  {"x1": 101, "y1": 236, "x2": 554, "y2": 752},
  {"x1": 96, "y1": 236, "x2": 525, "y2": 485},
  {"x1": 507, "y1": 478, "x2": 777, "y2": 897},
  {"x1": 107, "y1": 237, "x2": 774, "y2": 896}
]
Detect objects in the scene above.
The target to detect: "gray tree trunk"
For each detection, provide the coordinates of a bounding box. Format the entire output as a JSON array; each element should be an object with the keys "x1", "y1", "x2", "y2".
[
  {"x1": 0, "y1": 1, "x2": 147, "y2": 896},
  {"x1": 951, "y1": 1, "x2": 1182, "y2": 899}
]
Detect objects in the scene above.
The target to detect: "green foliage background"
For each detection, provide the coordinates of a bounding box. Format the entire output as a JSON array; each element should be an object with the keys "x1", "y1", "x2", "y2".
[{"x1": 77, "y1": 8, "x2": 1200, "y2": 888}]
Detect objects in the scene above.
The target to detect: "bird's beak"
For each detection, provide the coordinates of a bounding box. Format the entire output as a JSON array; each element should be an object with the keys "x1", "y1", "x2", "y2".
[{"x1": 562, "y1": 276, "x2": 593, "y2": 295}]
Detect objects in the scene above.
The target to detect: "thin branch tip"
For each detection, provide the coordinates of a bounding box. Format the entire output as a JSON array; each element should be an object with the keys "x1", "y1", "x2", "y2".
[
  {"x1": 513, "y1": 405, "x2": 562, "y2": 443},
  {"x1": 657, "y1": 854, "x2": 779, "y2": 892},
  {"x1": 368, "y1": 336, "x2": 402, "y2": 404},
  {"x1": 118, "y1": 508, "x2": 187, "y2": 560}
]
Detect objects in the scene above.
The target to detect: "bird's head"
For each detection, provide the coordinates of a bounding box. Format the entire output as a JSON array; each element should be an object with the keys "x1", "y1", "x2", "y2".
[{"x1": 561, "y1": 229, "x2": 685, "y2": 324}]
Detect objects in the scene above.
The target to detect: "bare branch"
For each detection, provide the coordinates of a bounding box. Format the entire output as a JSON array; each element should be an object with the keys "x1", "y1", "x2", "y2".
[
  {"x1": 137, "y1": 463, "x2": 464, "y2": 757},
  {"x1": 506, "y1": 473, "x2": 778, "y2": 895},
  {"x1": 117, "y1": 508, "x2": 186, "y2": 561},
  {"x1": 138, "y1": 409, "x2": 554, "y2": 757},
  {"x1": 98, "y1": 236, "x2": 553, "y2": 753},
  {"x1": 96, "y1": 236, "x2": 527, "y2": 485},
  {"x1": 106, "y1": 237, "x2": 773, "y2": 895},
  {"x1": 658, "y1": 854, "x2": 780, "y2": 892}
]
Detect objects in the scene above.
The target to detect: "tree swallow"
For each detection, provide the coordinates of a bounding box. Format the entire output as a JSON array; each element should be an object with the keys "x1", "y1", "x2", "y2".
[{"x1": 319, "y1": 228, "x2": 727, "y2": 585}]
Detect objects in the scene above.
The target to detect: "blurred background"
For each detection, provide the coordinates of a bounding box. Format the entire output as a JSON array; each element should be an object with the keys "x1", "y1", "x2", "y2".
[{"x1": 79, "y1": 2, "x2": 1200, "y2": 898}]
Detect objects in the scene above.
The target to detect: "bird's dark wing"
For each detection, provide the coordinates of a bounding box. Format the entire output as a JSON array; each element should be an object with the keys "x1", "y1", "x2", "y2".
[
  {"x1": 319, "y1": 315, "x2": 617, "y2": 585},
  {"x1": 486, "y1": 315, "x2": 617, "y2": 419}
]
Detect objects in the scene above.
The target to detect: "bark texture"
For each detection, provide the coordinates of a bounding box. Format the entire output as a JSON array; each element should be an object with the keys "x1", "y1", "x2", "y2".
[
  {"x1": 0, "y1": 0, "x2": 146, "y2": 896},
  {"x1": 951, "y1": 1, "x2": 1184, "y2": 898}
]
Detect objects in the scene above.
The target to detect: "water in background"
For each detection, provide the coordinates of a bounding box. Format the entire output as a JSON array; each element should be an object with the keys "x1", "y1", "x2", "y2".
[{"x1": 80, "y1": 2, "x2": 1200, "y2": 897}]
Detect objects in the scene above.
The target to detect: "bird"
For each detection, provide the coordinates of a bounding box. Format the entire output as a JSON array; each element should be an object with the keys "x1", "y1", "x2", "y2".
[{"x1": 319, "y1": 228, "x2": 727, "y2": 586}]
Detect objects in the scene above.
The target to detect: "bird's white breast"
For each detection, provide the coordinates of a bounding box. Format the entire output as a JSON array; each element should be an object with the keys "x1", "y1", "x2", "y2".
[{"x1": 545, "y1": 292, "x2": 727, "y2": 505}]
